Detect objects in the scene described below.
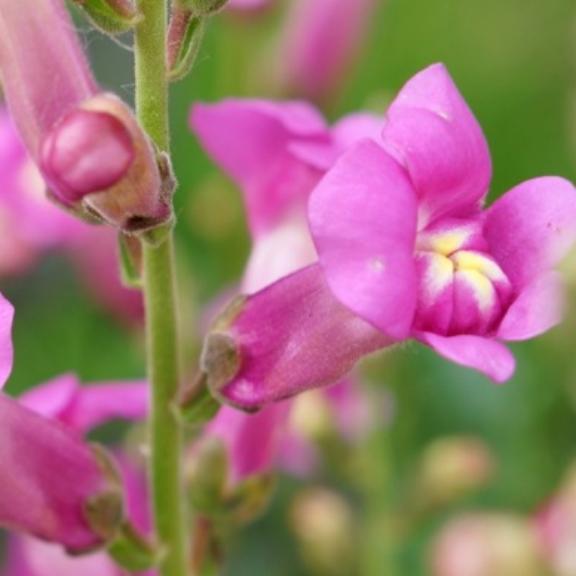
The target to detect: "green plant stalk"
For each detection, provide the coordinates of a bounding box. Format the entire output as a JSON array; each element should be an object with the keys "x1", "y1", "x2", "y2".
[{"x1": 134, "y1": 1, "x2": 189, "y2": 575}]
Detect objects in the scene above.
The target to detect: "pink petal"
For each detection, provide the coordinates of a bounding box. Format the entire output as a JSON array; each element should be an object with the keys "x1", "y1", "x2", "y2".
[
  {"x1": 413, "y1": 252, "x2": 454, "y2": 335},
  {"x1": 308, "y1": 140, "x2": 418, "y2": 339},
  {"x1": 497, "y1": 272, "x2": 564, "y2": 341},
  {"x1": 64, "y1": 381, "x2": 148, "y2": 432},
  {"x1": 203, "y1": 264, "x2": 389, "y2": 410},
  {"x1": 190, "y1": 100, "x2": 329, "y2": 235},
  {"x1": 19, "y1": 373, "x2": 79, "y2": 418},
  {"x1": 484, "y1": 177, "x2": 576, "y2": 288},
  {"x1": 382, "y1": 63, "x2": 491, "y2": 225},
  {"x1": 332, "y1": 112, "x2": 383, "y2": 150},
  {"x1": 207, "y1": 403, "x2": 291, "y2": 485},
  {"x1": 0, "y1": 293, "x2": 14, "y2": 389},
  {"x1": 288, "y1": 112, "x2": 383, "y2": 171},
  {"x1": 417, "y1": 332, "x2": 515, "y2": 383},
  {"x1": 6, "y1": 537, "x2": 118, "y2": 576},
  {"x1": 20, "y1": 374, "x2": 148, "y2": 433}
]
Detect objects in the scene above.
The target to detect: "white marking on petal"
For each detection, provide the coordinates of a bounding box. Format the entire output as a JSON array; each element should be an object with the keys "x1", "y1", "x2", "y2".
[
  {"x1": 422, "y1": 254, "x2": 454, "y2": 303},
  {"x1": 457, "y1": 269, "x2": 496, "y2": 312}
]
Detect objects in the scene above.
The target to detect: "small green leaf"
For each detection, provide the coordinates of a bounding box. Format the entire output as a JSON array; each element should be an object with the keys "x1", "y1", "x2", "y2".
[
  {"x1": 73, "y1": 0, "x2": 140, "y2": 35},
  {"x1": 168, "y1": 11, "x2": 205, "y2": 83},
  {"x1": 177, "y1": 0, "x2": 230, "y2": 17},
  {"x1": 108, "y1": 522, "x2": 162, "y2": 572},
  {"x1": 118, "y1": 233, "x2": 143, "y2": 288}
]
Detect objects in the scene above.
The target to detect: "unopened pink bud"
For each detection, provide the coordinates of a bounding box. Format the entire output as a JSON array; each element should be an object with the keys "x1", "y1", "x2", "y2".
[
  {"x1": 40, "y1": 109, "x2": 135, "y2": 203},
  {"x1": 0, "y1": 0, "x2": 170, "y2": 232}
]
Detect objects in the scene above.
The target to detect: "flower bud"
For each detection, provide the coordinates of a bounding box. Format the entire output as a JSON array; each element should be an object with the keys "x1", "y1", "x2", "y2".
[
  {"x1": 290, "y1": 488, "x2": 357, "y2": 576},
  {"x1": 0, "y1": 0, "x2": 170, "y2": 233},
  {"x1": 225, "y1": 474, "x2": 275, "y2": 524},
  {"x1": 431, "y1": 513, "x2": 545, "y2": 576},
  {"x1": 186, "y1": 436, "x2": 229, "y2": 514},
  {"x1": 167, "y1": 8, "x2": 205, "y2": 82},
  {"x1": 40, "y1": 107, "x2": 135, "y2": 203},
  {"x1": 41, "y1": 94, "x2": 171, "y2": 232},
  {"x1": 418, "y1": 436, "x2": 494, "y2": 506}
]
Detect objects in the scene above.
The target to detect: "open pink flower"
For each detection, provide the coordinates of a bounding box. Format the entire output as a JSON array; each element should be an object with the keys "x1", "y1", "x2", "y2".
[
  {"x1": 191, "y1": 99, "x2": 381, "y2": 478},
  {"x1": 200, "y1": 64, "x2": 576, "y2": 411}
]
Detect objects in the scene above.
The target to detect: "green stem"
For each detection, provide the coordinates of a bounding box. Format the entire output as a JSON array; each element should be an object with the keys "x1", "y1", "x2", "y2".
[{"x1": 134, "y1": 1, "x2": 188, "y2": 576}]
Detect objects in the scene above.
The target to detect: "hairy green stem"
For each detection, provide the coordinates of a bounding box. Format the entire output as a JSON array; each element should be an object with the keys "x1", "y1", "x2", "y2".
[{"x1": 135, "y1": 1, "x2": 189, "y2": 575}]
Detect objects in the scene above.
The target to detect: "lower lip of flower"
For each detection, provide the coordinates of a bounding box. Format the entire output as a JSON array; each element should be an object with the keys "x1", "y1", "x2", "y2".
[{"x1": 414, "y1": 225, "x2": 513, "y2": 336}]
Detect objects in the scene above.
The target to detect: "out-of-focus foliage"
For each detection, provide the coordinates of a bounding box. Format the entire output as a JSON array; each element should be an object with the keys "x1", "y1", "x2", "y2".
[{"x1": 3, "y1": 0, "x2": 576, "y2": 574}]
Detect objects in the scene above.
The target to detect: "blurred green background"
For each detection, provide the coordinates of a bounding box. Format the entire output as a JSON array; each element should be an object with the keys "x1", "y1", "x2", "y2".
[{"x1": 3, "y1": 0, "x2": 576, "y2": 574}]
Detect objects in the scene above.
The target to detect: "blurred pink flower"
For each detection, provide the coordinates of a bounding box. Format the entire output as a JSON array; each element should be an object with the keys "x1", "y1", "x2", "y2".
[
  {"x1": 0, "y1": 110, "x2": 84, "y2": 274},
  {"x1": 191, "y1": 99, "x2": 381, "y2": 479},
  {"x1": 198, "y1": 64, "x2": 576, "y2": 411},
  {"x1": 431, "y1": 513, "x2": 544, "y2": 576},
  {"x1": 536, "y1": 465, "x2": 576, "y2": 576},
  {"x1": 276, "y1": 0, "x2": 377, "y2": 103}
]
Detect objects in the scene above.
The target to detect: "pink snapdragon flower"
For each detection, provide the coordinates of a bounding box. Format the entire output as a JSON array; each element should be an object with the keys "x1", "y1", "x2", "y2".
[
  {"x1": 199, "y1": 64, "x2": 576, "y2": 411},
  {"x1": 3, "y1": 375, "x2": 152, "y2": 576},
  {"x1": 0, "y1": 0, "x2": 169, "y2": 231},
  {"x1": 276, "y1": 0, "x2": 377, "y2": 103},
  {"x1": 191, "y1": 99, "x2": 380, "y2": 480}
]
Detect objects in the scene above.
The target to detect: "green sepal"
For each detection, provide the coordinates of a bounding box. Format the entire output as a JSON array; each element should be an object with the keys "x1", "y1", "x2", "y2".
[
  {"x1": 108, "y1": 522, "x2": 162, "y2": 572},
  {"x1": 73, "y1": 0, "x2": 140, "y2": 35},
  {"x1": 179, "y1": 373, "x2": 221, "y2": 427},
  {"x1": 168, "y1": 13, "x2": 205, "y2": 83},
  {"x1": 118, "y1": 233, "x2": 143, "y2": 288},
  {"x1": 176, "y1": 0, "x2": 229, "y2": 16},
  {"x1": 225, "y1": 474, "x2": 276, "y2": 524},
  {"x1": 187, "y1": 437, "x2": 229, "y2": 515}
]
